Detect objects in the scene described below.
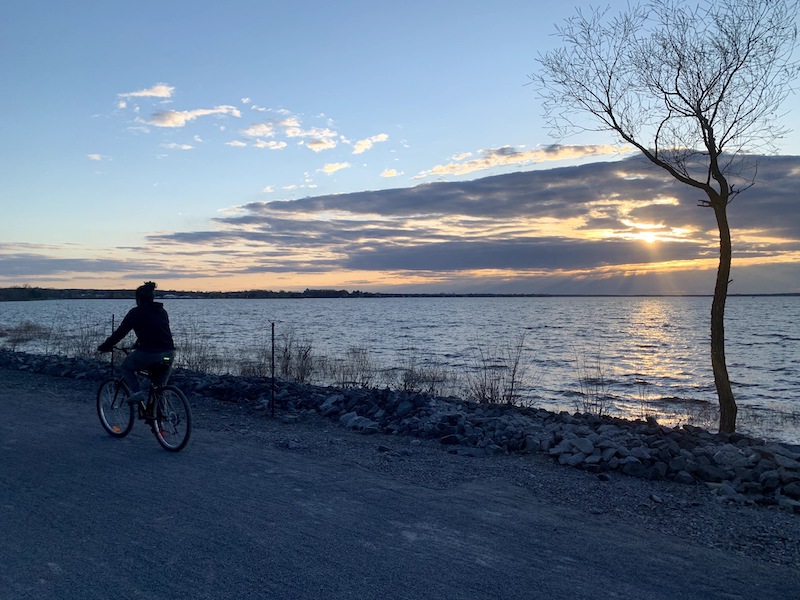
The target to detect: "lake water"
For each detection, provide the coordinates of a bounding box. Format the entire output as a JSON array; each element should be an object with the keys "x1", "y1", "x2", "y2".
[{"x1": 1, "y1": 296, "x2": 798, "y2": 443}]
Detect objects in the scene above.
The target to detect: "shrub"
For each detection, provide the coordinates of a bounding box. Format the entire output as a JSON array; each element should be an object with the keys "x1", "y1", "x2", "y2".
[
  {"x1": 464, "y1": 334, "x2": 530, "y2": 405},
  {"x1": 573, "y1": 352, "x2": 612, "y2": 416}
]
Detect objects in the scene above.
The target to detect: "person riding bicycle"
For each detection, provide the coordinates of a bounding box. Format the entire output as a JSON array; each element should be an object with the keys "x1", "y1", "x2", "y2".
[{"x1": 97, "y1": 281, "x2": 176, "y2": 404}]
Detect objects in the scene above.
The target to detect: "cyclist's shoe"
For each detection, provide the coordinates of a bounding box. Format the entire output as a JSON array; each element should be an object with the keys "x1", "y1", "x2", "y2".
[{"x1": 127, "y1": 390, "x2": 147, "y2": 405}]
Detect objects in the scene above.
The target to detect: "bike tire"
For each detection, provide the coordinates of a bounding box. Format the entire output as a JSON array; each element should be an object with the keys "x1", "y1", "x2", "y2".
[
  {"x1": 153, "y1": 385, "x2": 192, "y2": 452},
  {"x1": 97, "y1": 379, "x2": 134, "y2": 438}
]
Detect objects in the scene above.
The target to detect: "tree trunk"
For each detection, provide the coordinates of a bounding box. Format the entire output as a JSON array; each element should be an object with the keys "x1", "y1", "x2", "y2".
[{"x1": 711, "y1": 202, "x2": 737, "y2": 433}]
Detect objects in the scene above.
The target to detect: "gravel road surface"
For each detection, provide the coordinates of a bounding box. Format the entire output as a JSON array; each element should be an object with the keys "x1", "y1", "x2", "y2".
[{"x1": 1, "y1": 368, "x2": 798, "y2": 600}]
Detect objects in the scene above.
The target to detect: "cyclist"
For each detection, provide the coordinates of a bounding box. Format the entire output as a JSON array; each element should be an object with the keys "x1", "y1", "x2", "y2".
[{"x1": 97, "y1": 281, "x2": 177, "y2": 404}]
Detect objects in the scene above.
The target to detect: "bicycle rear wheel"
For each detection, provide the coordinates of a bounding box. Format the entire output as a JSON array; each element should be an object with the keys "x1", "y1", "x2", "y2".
[
  {"x1": 97, "y1": 379, "x2": 134, "y2": 438},
  {"x1": 153, "y1": 385, "x2": 192, "y2": 452}
]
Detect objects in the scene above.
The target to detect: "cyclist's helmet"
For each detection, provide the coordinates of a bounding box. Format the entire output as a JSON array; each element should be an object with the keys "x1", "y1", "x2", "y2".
[{"x1": 135, "y1": 281, "x2": 157, "y2": 306}]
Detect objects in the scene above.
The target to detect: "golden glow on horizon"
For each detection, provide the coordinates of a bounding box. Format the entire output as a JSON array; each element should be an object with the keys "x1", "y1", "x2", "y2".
[{"x1": 637, "y1": 231, "x2": 658, "y2": 244}]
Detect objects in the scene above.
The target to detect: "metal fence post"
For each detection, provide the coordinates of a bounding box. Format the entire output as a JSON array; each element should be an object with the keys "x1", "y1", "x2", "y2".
[
  {"x1": 109, "y1": 315, "x2": 115, "y2": 376},
  {"x1": 271, "y1": 321, "x2": 275, "y2": 418}
]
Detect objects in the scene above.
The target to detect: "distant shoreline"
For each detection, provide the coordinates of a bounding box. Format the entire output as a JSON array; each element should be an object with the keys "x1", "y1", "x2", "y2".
[{"x1": 1, "y1": 286, "x2": 798, "y2": 302}]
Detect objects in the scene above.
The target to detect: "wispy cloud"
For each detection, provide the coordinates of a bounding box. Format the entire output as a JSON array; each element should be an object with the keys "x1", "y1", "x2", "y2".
[
  {"x1": 320, "y1": 162, "x2": 351, "y2": 174},
  {"x1": 415, "y1": 144, "x2": 627, "y2": 179},
  {"x1": 233, "y1": 117, "x2": 339, "y2": 153},
  {"x1": 253, "y1": 140, "x2": 287, "y2": 150},
  {"x1": 149, "y1": 106, "x2": 241, "y2": 128},
  {"x1": 118, "y1": 83, "x2": 175, "y2": 99},
  {"x1": 353, "y1": 133, "x2": 389, "y2": 155},
  {"x1": 242, "y1": 123, "x2": 275, "y2": 137},
  {"x1": 162, "y1": 143, "x2": 193, "y2": 150}
]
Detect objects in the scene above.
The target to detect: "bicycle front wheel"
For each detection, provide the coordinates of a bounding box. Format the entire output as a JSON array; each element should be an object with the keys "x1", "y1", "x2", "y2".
[
  {"x1": 153, "y1": 386, "x2": 192, "y2": 452},
  {"x1": 97, "y1": 379, "x2": 134, "y2": 438}
]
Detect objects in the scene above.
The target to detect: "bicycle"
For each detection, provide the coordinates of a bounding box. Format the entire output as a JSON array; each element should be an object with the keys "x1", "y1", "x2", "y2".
[{"x1": 96, "y1": 347, "x2": 192, "y2": 452}]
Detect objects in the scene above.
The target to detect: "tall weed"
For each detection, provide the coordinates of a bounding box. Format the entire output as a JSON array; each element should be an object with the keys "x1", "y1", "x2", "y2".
[
  {"x1": 573, "y1": 351, "x2": 612, "y2": 416},
  {"x1": 464, "y1": 334, "x2": 530, "y2": 405},
  {"x1": 328, "y1": 347, "x2": 376, "y2": 388}
]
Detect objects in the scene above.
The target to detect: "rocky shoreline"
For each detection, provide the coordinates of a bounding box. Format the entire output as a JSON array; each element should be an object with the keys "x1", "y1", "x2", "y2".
[{"x1": 2, "y1": 348, "x2": 799, "y2": 513}]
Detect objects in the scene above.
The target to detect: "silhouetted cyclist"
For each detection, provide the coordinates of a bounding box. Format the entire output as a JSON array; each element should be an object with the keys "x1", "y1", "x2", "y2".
[{"x1": 97, "y1": 281, "x2": 177, "y2": 404}]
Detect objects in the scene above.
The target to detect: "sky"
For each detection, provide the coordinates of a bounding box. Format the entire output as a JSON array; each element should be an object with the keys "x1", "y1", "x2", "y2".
[{"x1": 1, "y1": 0, "x2": 799, "y2": 295}]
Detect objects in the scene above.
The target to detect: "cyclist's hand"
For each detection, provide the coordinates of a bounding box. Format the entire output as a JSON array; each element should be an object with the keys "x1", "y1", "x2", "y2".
[{"x1": 97, "y1": 342, "x2": 113, "y2": 353}]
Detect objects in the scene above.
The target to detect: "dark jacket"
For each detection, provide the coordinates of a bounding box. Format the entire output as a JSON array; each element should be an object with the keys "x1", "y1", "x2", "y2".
[{"x1": 99, "y1": 302, "x2": 176, "y2": 353}]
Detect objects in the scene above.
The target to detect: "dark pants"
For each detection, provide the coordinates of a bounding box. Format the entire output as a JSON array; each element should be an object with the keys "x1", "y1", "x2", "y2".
[{"x1": 121, "y1": 350, "x2": 176, "y2": 393}]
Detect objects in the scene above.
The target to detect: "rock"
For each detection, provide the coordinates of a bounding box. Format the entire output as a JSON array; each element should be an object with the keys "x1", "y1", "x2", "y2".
[
  {"x1": 715, "y1": 482, "x2": 747, "y2": 503},
  {"x1": 776, "y1": 495, "x2": 800, "y2": 514},
  {"x1": 695, "y1": 464, "x2": 730, "y2": 483},
  {"x1": 760, "y1": 470, "x2": 781, "y2": 491},
  {"x1": 765, "y1": 443, "x2": 800, "y2": 462},
  {"x1": 523, "y1": 435, "x2": 540, "y2": 453},
  {"x1": 548, "y1": 438, "x2": 574, "y2": 456},
  {"x1": 395, "y1": 400, "x2": 415, "y2": 418},
  {"x1": 570, "y1": 437, "x2": 595, "y2": 454},
  {"x1": 583, "y1": 454, "x2": 603, "y2": 465},
  {"x1": 564, "y1": 452, "x2": 587, "y2": 467},
  {"x1": 630, "y1": 446, "x2": 652, "y2": 461},
  {"x1": 712, "y1": 445, "x2": 754, "y2": 470},
  {"x1": 440, "y1": 434, "x2": 463, "y2": 446},
  {"x1": 621, "y1": 460, "x2": 649, "y2": 479},
  {"x1": 319, "y1": 394, "x2": 343, "y2": 417},
  {"x1": 339, "y1": 412, "x2": 379, "y2": 434},
  {"x1": 773, "y1": 454, "x2": 800, "y2": 470},
  {"x1": 783, "y1": 481, "x2": 800, "y2": 499}
]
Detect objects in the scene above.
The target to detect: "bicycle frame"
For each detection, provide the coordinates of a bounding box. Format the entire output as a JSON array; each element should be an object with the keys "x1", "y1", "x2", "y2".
[{"x1": 97, "y1": 346, "x2": 191, "y2": 451}]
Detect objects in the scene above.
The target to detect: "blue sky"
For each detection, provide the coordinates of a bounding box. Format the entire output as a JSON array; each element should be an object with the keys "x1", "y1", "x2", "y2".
[{"x1": 1, "y1": 0, "x2": 799, "y2": 294}]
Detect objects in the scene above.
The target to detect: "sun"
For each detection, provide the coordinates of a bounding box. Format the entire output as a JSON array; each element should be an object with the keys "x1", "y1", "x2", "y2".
[{"x1": 638, "y1": 231, "x2": 658, "y2": 244}]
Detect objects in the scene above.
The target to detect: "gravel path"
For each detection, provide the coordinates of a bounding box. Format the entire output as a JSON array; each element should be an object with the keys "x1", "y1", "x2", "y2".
[
  {"x1": 5, "y1": 367, "x2": 797, "y2": 566},
  {"x1": 219, "y1": 398, "x2": 800, "y2": 567}
]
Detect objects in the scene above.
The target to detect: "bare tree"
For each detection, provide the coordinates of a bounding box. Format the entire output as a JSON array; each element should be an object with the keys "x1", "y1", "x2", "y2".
[{"x1": 533, "y1": 0, "x2": 799, "y2": 433}]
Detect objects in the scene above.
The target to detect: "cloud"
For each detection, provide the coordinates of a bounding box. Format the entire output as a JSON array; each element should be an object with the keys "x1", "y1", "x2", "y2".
[
  {"x1": 226, "y1": 140, "x2": 247, "y2": 148},
  {"x1": 242, "y1": 123, "x2": 275, "y2": 137},
  {"x1": 284, "y1": 124, "x2": 338, "y2": 152},
  {"x1": 0, "y1": 250, "x2": 158, "y2": 278},
  {"x1": 353, "y1": 133, "x2": 389, "y2": 155},
  {"x1": 162, "y1": 143, "x2": 193, "y2": 150},
  {"x1": 320, "y1": 162, "x2": 350, "y2": 174},
  {"x1": 149, "y1": 105, "x2": 241, "y2": 128},
  {"x1": 135, "y1": 155, "x2": 800, "y2": 294},
  {"x1": 253, "y1": 140, "x2": 287, "y2": 150},
  {"x1": 118, "y1": 83, "x2": 175, "y2": 99},
  {"x1": 381, "y1": 169, "x2": 402, "y2": 177},
  {"x1": 415, "y1": 144, "x2": 626, "y2": 179},
  {"x1": 237, "y1": 117, "x2": 339, "y2": 152},
  {"x1": 9, "y1": 155, "x2": 799, "y2": 294},
  {"x1": 87, "y1": 154, "x2": 104, "y2": 161},
  {"x1": 305, "y1": 138, "x2": 337, "y2": 152}
]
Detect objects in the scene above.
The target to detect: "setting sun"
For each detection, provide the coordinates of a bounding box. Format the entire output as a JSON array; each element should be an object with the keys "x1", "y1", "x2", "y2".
[{"x1": 638, "y1": 231, "x2": 658, "y2": 244}]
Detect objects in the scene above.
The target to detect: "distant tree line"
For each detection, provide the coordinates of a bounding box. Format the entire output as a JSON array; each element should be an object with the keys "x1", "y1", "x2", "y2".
[
  {"x1": 0, "y1": 286, "x2": 558, "y2": 302},
  {"x1": 2, "y1": 286, "x2": 795, "y2": 303},
  {"x1": 0, "y1": 286, "x2": 358, "y2": 301}
]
